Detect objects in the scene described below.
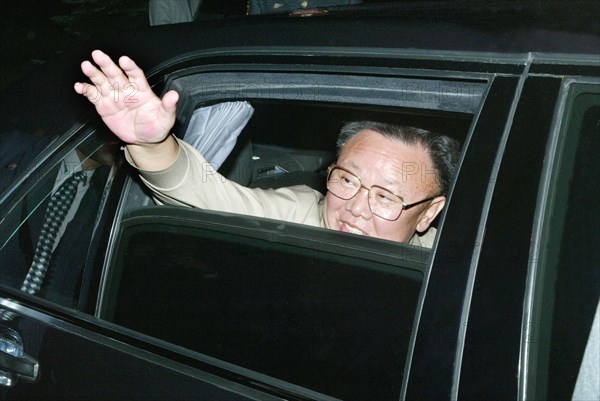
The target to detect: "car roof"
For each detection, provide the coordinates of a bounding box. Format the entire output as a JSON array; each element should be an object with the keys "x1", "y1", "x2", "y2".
[{"x1": 1, "y1": 1, "x2": 598, "y2": 137}]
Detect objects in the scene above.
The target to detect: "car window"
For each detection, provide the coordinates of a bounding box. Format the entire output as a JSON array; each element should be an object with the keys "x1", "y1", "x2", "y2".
[
  {"x1": 525, "y1": 83, "x2": 600, "y2": 400},
  {"x1": 100, "y1": 206, "x2": 428, "y2": 401},
  {"x1": 0, "y1": 127, "x2": 123, "y2": 308},
  {"x1": 0, "y1": 129, "x2": 55, "y2": 196},
  {"x1": 114, "y1": 70, "x2": 478, "y2": 242},
  {"x1": 160, "y1": 70, "x2": 480, "y2": 229}
]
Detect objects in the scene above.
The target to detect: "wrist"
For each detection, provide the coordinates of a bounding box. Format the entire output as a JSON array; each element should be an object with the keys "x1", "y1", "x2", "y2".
[{"x1": 126, "y1": 134, "x2": 180, "y2": 171}]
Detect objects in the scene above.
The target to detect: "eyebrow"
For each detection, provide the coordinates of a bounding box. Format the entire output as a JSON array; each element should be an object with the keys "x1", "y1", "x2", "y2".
[{"x1": 341, "y1": 162, "x2": 405, "y2": 195}]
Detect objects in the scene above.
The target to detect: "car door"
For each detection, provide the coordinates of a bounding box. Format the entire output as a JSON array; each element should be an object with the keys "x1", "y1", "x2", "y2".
[
  {"x1": 442, "y1": 58, "x2": 600, "y2": 400},
  {"x1": 0, "y1": 48, "x2": 483, "y2": 400},
  {"x1": 0, "y1": 126, "x2": 431, "y2": 401},
  {"x1": 0, "y1": 125, "x2": 279, "y2": 400}
]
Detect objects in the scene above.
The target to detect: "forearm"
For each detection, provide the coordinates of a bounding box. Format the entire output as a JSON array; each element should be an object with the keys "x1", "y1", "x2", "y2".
[
  {"x1": 127, "y1": 139, "x2": 324, "y2": 228},
  {"x1": 125, "y1": 134, "x2": 179, "y2": 171}
]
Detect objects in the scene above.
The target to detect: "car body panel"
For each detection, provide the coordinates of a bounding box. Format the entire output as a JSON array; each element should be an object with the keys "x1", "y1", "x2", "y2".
[
  {"x1": 0, "y1": 299, "x2": 284, "y2": 401},
  {"x1": 458, "y1": 76, "x2": 563, "y2": 399}
]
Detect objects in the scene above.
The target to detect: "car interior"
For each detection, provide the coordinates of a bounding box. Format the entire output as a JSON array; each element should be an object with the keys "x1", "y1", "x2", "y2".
[
  {"x1": 123, "y1": 70, "x2": 480, "y2": 212},
  {"x1": 220, "y1": 99, "x2": 474, "y2": 193}
]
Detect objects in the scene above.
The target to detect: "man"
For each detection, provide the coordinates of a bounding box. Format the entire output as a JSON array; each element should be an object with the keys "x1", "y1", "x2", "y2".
[
  {"x1": 247, "y1": 0, "x2": 362, "y2": 15},
  {"x1": 74, "y1": 50, "x2": 459, "y2": 246},
  {"x1": 149, "y1": 0, "x2": 202, "y2": 26},
  {"x1": 0, "y1": 128, "x2": 51, "y2": 194},
  {"x1": 1, "y1": 136, "x2": 117, "y2": 306}
]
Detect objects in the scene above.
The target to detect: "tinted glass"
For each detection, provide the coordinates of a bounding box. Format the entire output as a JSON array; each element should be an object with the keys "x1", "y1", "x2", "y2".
[
  {"x1": 0, "y1": 129, "x2": 122, "y2": 308},
  {"x1": 528, "y1": 87, "x2": 600, "y2": 400},
  {"x1": 0, "y1": 128, "x2": 53, "y2": 195},
  {"x1": 107, "y1": 218, "x2": 424, "y2": 401}
]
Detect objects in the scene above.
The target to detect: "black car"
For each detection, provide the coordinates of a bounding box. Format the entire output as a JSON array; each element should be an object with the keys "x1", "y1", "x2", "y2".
[{"x1": 0, "y1": 2, "x2": 599, "y2": 400}]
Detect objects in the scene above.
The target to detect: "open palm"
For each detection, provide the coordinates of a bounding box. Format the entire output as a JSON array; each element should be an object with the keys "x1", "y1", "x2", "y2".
[{"x1": 74, "y1": 50, "x2": 178, "y2": 145}]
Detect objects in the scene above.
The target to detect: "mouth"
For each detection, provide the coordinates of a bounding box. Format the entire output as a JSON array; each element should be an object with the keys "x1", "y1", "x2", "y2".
[{"x1": 341, "y1": 222, "x2": 367, "y2": 236}]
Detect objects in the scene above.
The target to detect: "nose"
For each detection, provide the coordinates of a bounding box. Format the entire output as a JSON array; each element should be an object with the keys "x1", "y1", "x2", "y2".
[{"x1": 345, "y1": 187, "x2": 373, "y2": 219}]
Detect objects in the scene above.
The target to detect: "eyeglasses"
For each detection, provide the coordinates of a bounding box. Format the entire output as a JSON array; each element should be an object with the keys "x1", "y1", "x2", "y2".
[{"x1": 326, "y1": 164, "x2": 437, "y2": 221}]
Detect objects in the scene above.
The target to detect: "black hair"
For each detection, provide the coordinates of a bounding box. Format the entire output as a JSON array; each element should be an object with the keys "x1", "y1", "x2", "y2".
[{"x1": 336, "y1": 121, "x2": 461, "y2": 196}]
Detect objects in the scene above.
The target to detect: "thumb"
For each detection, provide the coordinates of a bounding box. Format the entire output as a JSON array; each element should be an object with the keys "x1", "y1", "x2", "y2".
[
  {"x1": 162, "y1": 90, "x2": 179, "y2": 114},
  {"x1": 157, "y1": 90, "x2": 179, "y2": 136}
]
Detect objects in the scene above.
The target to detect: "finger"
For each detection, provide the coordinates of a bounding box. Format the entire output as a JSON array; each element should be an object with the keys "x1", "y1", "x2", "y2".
[
  {"x1": 161, "y1": 90, "x2": 179, "y2": 112},
  {"x1": 157, "y1": 90, "x2": 179, "y2": 132},
  {"x1": 118, "y1": 55, "x2": 152, "y2": 92},
  {"x1": 79, "y1": 59, "x2": 110, "y2": 93},
  {"x1": 91, "y1": 49, "x2": 129, "y2": 89},
  {"x1": 73, "y1": 82, "x2": 102, "y2": 104}
]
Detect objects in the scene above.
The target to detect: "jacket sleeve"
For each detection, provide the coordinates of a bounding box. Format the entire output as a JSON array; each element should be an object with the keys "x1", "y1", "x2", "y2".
[{"x1": 124, "y1": 137, "x2": 325, "y2": 226}]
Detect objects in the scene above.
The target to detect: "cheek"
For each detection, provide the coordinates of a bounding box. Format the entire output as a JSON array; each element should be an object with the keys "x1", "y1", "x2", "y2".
[
  {"x1": 371, "y1": 218, "x2": 413, "y2": 242},
  {"x1": 371, "y1": 219, "x2": 394, "y2": 235},
  {"x1": 324, "y1": 194, "x2": 343, "y2": 219}
]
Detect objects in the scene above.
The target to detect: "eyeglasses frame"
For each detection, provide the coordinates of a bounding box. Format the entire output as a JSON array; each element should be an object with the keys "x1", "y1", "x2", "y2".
[{"x1": 326, "y1": 164, "x2": 438, "y2": 221}]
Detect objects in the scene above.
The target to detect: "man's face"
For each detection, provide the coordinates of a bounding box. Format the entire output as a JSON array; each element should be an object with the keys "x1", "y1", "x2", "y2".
[{"x1": 323, "y1": 129, "x2": 446, "y2": 243}]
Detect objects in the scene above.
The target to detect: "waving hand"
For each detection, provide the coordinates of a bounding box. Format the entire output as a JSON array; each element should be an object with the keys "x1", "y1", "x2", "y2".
[{"x1": 74, "y1": 50, "x2": 179, "y2": 170}]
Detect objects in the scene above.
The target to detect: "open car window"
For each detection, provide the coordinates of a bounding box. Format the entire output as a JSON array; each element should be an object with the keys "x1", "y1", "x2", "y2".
[{"x1": 121, "y1": 69, "x2": 482, "y2": 239}]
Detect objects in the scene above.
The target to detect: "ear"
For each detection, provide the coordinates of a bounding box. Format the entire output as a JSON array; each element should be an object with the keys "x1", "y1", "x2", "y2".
[{"x1": 416, "y1": 196, "x2": 446, "y2": 233}]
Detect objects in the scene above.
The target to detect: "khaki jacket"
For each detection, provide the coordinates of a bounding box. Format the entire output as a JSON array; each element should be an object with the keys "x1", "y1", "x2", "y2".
[{"x1": 126, "y1": 138, "x2": 436, "y2": 248}]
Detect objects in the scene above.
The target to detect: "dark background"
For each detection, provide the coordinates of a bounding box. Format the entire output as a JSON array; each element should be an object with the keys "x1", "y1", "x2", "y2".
[
  {"x1": 0, "y1": 0, "x2": 277, "y2": 92},
  {"x1": 2, "y1": 0, "x2": 598, "y2": 93},
  {"x1": 0, "y1": 0, "x2": 151, "y2": 91}
]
